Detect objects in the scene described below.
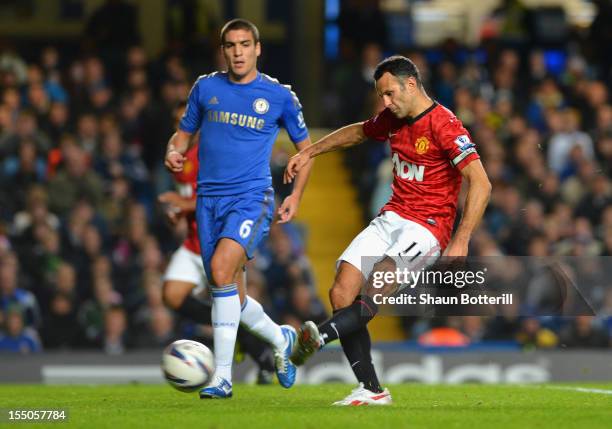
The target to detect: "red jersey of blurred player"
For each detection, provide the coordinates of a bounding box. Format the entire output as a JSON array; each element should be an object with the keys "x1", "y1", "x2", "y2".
[
  {"x1": 172, "y1": 143, "x2": 201, "y2": 255},
  {"x1": 363, "y1": 103, "x2": 479, "y2": 249}
]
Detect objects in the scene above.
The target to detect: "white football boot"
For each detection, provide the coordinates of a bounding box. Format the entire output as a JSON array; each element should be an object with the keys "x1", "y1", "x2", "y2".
[
  {"x1": 290, "y1": 321, "x2": 321, "y2": 366},
  {"x1": 332, "y1": 383, "x2": 393, "y2": 406}
]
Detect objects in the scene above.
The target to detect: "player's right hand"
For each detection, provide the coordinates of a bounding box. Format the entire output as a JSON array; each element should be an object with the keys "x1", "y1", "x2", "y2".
[
  {"x1": 284, "y1": 152, "x2": 309, "y2": 184},
  {"x1": 165, "y1": 150, "x2": 186, "y2": 172}
]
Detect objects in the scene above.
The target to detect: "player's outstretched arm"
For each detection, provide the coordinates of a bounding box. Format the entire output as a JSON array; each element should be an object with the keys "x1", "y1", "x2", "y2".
[
  {"x1": 164, "y1": 130, "x2": 194, "y2": 173},
  {"x1": 284, "y1": 122, "x2": 366, "y2": 183},
  {"x1": 443, "y1": 159, "x2": 491, "y2": 257},
  {"x1": 278, "y1": 137, "x2": 315, "y2": 223},
  {"x1": 158, "y1": 191, "x2": 197, "y2": 224}
]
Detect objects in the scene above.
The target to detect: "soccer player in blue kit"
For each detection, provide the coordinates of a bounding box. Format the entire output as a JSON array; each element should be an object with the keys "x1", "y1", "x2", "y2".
[{"x1": 165, "y1": 19, "x2": 313, "y2": 399}]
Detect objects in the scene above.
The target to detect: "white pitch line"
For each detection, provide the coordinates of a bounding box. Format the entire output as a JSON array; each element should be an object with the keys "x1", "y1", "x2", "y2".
[
  {"x1": 545, "y1": 386, "x2": 612, "y2": 396},
  {"x1": 516, "y1": 384, "x2": 612, "y2": 396}
]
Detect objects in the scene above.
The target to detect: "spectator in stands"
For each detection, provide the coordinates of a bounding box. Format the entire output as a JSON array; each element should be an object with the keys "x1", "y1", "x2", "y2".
[
  {"x1": 19, "y1": 223, "x2": 63, "y2": 299},
  {"x1": 260, "y1": 224, "x2": 317, "y2": 318},
  {"x1": 461, "y1": 316, "x2": 485, "y2": 342},
  {"x1": 93, "y1": 128, "x2": 149, "y2": 199},
  {"x1": 0, "y1": 43, "x2": 28, "y2": 86},
  {"x1": 0, "y1": 87, "x2": 20, "y2": 123},
  {"x1": 2, "y1": 142, "x2": 47, "y2": 213},
  {"x1": 43, "y1": 102, "x2": 70, "y2": 142},
  {"x1": 516, "y1": 317, "x2": 558, "y2": 349},
  {"x1": 100, "y1": 176, "x2": 132, "y2": 237},
  {"x1": 547, "y1": 108, "x2": 594, "y2": 176},
  {"x1": 78, "y1": 256, "x2": 117, "y2": 348},
  {"x1": 76, "y1": 224, "x2": 106, "y2": 298},
  {"x1": 0, "y1": 110, "x2": 50, "y2": 158},
  {"x1": 0, "y1": 306, "x2": 41, "y2": 354},
  {"x1": 559, "y1": 316, "x2": 609, "y2": 348},
  {"x1": 503, "y1": 199, "x2": 545, "y2": 254},
  {"x1": 47, "y1": 142, "x2": 104, "y2": 217},
  {"x1": 283, "y1": 282, "x2": 328, "y2": 329},
  {"x1": 41, "y1": 263, "x2": 81, "y2": 349},
  {"x1": 484, "y1": 301, "x2": 521, "y2": 341},
  {"x1": 109, "y1": 203, "x2": 149, "y2": 312},
  {"x1": 132, "y1": 272, "x2": 175, "y2": 348},
  {"x1": 575, "y1": 174, "x2": 612, "y2": 226},
  {"x1": 75, "y1": 112, "x2": 100, "y2": 154},
  {"x1": 0, "y1": 251, "x2": 41, "y2": 331},
  {"x1": 104, "y1": 305, "x2": 127, "y2": 355}
]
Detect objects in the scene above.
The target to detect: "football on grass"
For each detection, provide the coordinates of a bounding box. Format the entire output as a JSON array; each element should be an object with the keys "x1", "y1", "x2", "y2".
[{"x1": 162, "y1": 340, "x2": 215, "y2": 392}]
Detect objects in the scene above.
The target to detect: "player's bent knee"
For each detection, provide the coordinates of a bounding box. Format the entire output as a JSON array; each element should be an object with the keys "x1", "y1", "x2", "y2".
[
  {"x1": 329, "y1": 263, "x2": 363, "y2": 310},
  {"x1": 329, "y1": 282, "x2": 355, "y2": 311},
  {"x1": 162, "y1": 281, "x2": 190, "y2": 309},
  {"x1": 210, "y1": 240, "x2": 247, "y2": 286}
]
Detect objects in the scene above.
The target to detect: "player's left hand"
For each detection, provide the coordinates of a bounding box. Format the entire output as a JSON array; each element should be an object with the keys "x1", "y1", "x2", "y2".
[
  {"x1": 442, "y1": 237, "x2": 469, "y2": 258},
  {"x1": 277, "y1": 194, "x2": 299, "y2": 223}
]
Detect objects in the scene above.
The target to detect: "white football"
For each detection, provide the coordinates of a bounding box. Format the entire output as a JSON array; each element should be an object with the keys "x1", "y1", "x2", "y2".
[{"x1": 162, "y1": 340, "x2": 215, "y2": 392}]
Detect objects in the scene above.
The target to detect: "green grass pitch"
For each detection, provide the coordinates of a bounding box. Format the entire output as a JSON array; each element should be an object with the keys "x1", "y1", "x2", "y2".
[{"x1": 1, "y1": 384, "x2": 611, "y2": 428}]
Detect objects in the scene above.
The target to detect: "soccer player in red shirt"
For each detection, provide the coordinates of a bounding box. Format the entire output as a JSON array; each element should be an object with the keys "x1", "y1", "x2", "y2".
[{"x1": 284, "y1": 56, "x2": 491, "y2": 405}]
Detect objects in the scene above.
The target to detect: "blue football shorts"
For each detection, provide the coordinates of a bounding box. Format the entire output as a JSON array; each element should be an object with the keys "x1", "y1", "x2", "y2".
[{"x1": 196, "y1": 187, "x2": 274, "y2": 278}]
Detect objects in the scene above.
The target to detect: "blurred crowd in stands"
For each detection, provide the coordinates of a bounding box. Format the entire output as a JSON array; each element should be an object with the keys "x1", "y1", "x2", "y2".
[
  {"x1": 1, "y1": 0, "x2": 612, "y2": 353},
  {"x1": 0, "y1": 0, "x2": 325, "y2": 354}
]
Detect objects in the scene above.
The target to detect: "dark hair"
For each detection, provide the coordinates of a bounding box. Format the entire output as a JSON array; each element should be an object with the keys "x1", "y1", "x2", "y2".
[
  {"x1": 220, "y1": 19, "x2": 260, "y2": 45},
  {"x1": 373, "y1": 55, "x2": 422, "y2": 87}
]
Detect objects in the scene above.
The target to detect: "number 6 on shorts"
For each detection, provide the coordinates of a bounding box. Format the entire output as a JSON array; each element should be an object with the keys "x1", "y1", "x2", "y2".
[{"x1": 239, "y1": 220, "x2": 254, "y2": 238}]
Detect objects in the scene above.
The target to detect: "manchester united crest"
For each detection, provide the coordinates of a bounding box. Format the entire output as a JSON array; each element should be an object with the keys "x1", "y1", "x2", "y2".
[{"x1": 415, "y1": 136, "x2": 430, "y2": 155}]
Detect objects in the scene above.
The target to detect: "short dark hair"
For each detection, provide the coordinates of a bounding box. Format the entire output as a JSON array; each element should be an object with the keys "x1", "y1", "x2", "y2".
[
  {"x1": 220, "y1": 19, "x2": 260, "y2": 45},
  {"x1": 373, "y1": 55, "x2": 422, "y2": 87}
]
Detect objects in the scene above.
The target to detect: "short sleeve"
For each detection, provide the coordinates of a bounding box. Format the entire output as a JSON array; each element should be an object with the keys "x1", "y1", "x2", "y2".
[
  {"x1": 362, "y1": 108, "x2": 397, "y2": 142},
  {"x1": 179, "y1": 79, "x2": 204, "y2": 133},
  {"x1": 281, "y1": 88, "x2": 309, "y2": 143},
  {"x1": 437, "y1": 117, "x2": 479, "y2": 170}
]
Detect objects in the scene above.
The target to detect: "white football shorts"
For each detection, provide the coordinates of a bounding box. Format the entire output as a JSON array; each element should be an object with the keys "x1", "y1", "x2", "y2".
[
  {"x1": 338, "y1": 210, "x2": 441, "y2": 280},
  {"x1": 163, "y1": 245, "x2": 209, "y2": 295}
]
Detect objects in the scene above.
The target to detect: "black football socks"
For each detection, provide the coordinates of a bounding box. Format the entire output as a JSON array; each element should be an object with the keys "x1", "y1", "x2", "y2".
[
  {"x1": 339, "y1": 324, "x2": 383, "y2": 393},
  {"x1": 355, "y1": 326, "x2": 383, "y2": 393},
  {"x1": 236, "y1": 327, "x2": 275, "y2": 373},
  {"x1": 318, "y1": 294, "x2": 379, "y2": 345},
  {"x1": 177, "y1": 294, "x2": 213, "y2": 325}
]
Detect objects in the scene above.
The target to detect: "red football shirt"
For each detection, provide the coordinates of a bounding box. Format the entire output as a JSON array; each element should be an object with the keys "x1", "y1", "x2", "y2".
[
  {"x1": 173, "y1": 144, "x2": 200, "y2": 255},
  {"x1": 363, "y1": 103, "x2": 479, "y2": 250}
]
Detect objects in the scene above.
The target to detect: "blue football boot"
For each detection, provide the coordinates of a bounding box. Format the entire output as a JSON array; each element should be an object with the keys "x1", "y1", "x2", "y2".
[
  {"x1": 274, "y1": 325, "x2": 297, "y2": 388},
  {"x1": 199, "y1": 376, "x2": 233, "y2": 399}
]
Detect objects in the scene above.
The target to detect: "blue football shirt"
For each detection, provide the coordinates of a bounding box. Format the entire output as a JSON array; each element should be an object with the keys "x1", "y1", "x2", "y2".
[{"x1": 179, "y1": 71, "x2": 309, "y2": 196}]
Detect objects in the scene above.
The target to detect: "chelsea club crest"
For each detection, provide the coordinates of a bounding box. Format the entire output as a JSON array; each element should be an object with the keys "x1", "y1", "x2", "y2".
[{"x1": 253, "y1": 98, "x2": 269, "y2": 114}]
